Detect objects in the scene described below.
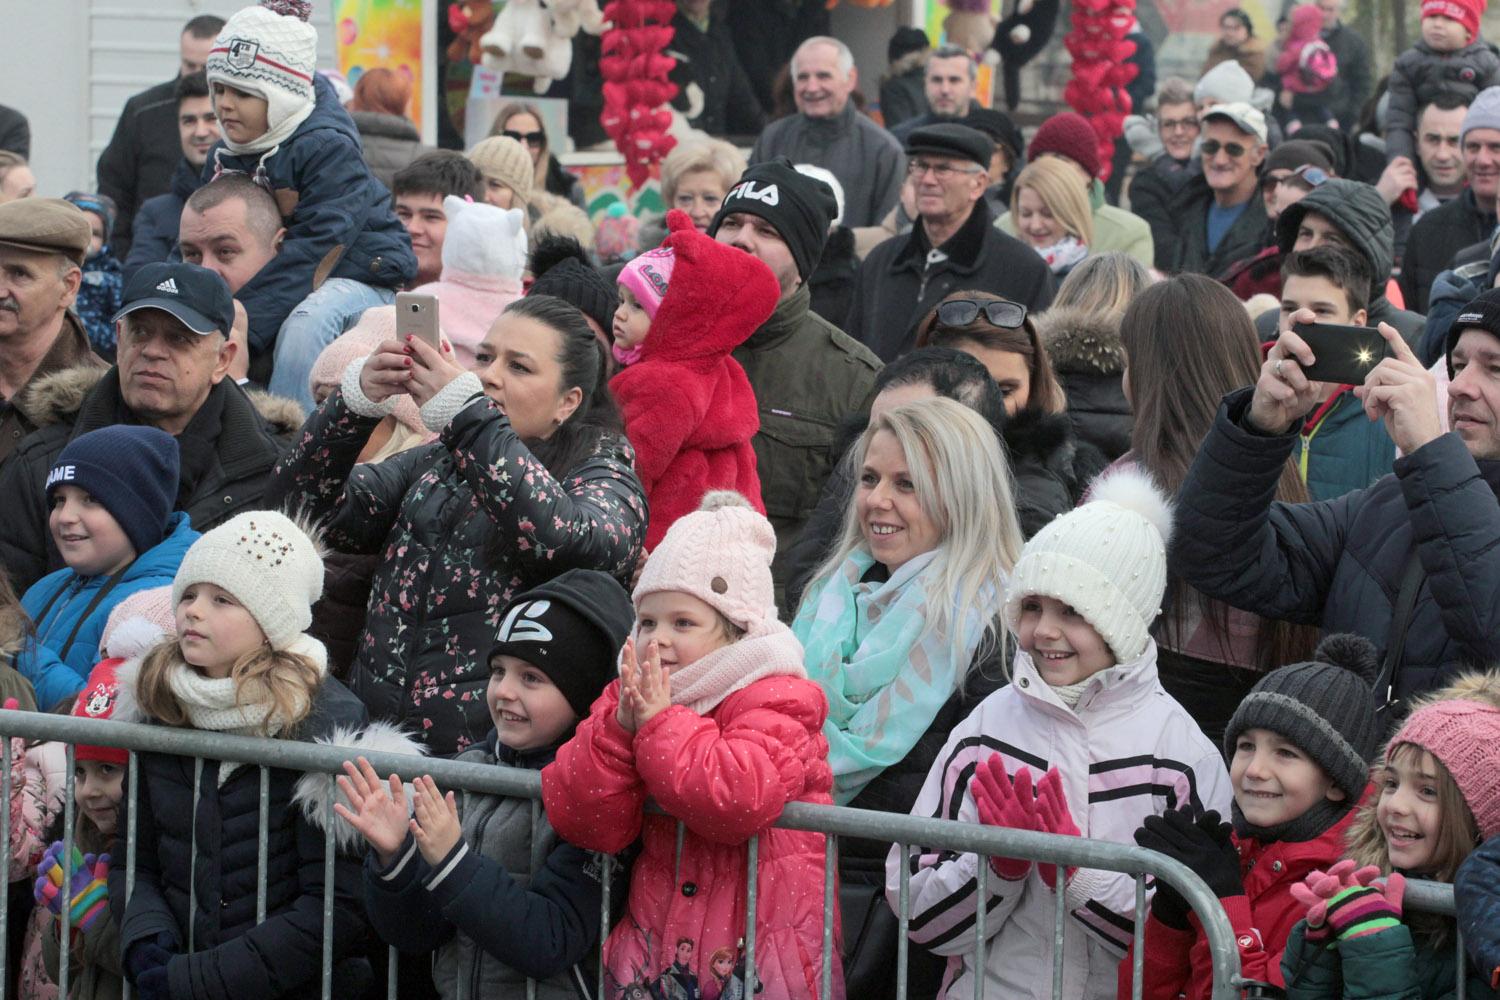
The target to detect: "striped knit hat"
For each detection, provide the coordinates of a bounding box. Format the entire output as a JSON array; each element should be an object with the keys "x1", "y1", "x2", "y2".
[{"x1": 206, "y1": 1, "x2": 318, "y2": 152}]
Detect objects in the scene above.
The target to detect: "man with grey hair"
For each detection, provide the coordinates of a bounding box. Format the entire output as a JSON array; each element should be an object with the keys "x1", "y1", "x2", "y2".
[
  {"x1": 891, "y1": 45, "x2": 980, "y2": 141},
  {"x1": 749, "y1": 36, "x2": 905, "y2": 228}
]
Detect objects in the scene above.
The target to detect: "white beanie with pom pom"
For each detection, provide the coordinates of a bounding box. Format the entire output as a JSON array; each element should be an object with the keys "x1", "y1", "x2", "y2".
[{"x1": 1002, "y1": 467, "x2": 1172, "y2": 661}]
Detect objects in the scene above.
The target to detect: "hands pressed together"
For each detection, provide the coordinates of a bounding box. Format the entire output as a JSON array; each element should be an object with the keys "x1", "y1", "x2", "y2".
[
  {"x1": 334, "y1": 756, "x2": 463, "y2": 868},
  {"x1": 615, "y1": 637, "x2": 672, "y2": 735},
  {"x1": 968, "y1": 755, "x2": 1080, "y2": 887},
  {"x1": 358, "y1": 335, "x2": 467, "y2": 408}
]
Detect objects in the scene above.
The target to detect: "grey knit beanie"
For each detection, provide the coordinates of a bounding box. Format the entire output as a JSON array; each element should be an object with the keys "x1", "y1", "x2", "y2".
[{"x1": 1223, "y1": 634, "x2": 1380, "y2": 803}]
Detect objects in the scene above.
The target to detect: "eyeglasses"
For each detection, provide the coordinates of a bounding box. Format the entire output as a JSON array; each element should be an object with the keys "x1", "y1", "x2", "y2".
[
  {"x1": 1261, "y1": 171, "x2": 1291, "y2": 193},
  {"x1": 1200, "y1": 139, "x2": 1249, "y2": 159},
  {"x1": 935, "y1": 298, "x2": 1028, "y2": 329},
  {"x1": 503, "y1": 129, "x2": 546, "y2": 148},
  {"x1": 1160, "y1": 117, "x2": 1200, "y2": 133},
  {"x1": 907, "y1": 159, "x2": 983, "y2": 180}
]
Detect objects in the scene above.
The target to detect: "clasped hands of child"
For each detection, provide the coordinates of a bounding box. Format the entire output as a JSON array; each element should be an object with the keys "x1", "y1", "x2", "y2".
[
  {"x1": 334, "y1": 757, "x2": 465, "y2": 870},
  {"x1": 615, "y1": 636, "x2": 672, "y2": 734},
  {"x1": 969, "y1": 755, "x2": 1080, "y2": 887}
]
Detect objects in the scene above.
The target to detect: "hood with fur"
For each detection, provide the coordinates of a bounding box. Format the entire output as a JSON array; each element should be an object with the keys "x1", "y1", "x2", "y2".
[
  {"x1": 1036, "y1": 306, "x2": 1126, "y2": 375},
  {"x1": 292, "y1": 720, "x2": 428, "y2": 852}
]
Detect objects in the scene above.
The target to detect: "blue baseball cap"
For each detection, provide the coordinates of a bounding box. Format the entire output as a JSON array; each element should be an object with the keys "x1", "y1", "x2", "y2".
[{"x1": 113, "y1": 262, "x2": 235, "y2": 337}]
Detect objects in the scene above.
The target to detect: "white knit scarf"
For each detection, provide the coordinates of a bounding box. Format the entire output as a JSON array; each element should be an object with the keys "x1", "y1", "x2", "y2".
[{"x1": 664, "y1": 618, "x2": 808, "y2": 716}]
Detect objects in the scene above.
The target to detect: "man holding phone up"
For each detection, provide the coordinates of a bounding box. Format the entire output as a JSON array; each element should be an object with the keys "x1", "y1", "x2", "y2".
[
  {"x1": 1277, "y1": 245, "x2": 1397, "y2": 501},
  {"x1": 1170, "y1": 284, "x2": 1500, "y2": 705}
]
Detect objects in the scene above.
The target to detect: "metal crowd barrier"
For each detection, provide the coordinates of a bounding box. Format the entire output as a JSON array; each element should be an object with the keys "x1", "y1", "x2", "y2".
[{"x1": 0, "y1": 707, "x2": 1461, "y2": 1000}]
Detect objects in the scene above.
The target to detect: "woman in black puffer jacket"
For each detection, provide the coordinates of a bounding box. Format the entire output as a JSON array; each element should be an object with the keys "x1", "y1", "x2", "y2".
[{"x1": 267, "y1": 296, "x2": 647, "y2": 756}]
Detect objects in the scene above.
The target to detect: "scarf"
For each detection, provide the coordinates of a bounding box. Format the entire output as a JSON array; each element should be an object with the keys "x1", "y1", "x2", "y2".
[
  {"x1": 115, "y1": 376, "x2": 225, "y2": 508},
  {"x1": 612, "y1": 340, "x2": 645, "y2": 367},
  {"x1": 663, "y1": 617, "x2": 807, "y2": 716},
  {"x1": 794, "y1": 548, "x2": 990, "y2": 803},
  {"x1": 1231, "y1": 796, "x2": 1352, "y2": 844},
  {"x1": 1033, "y1": 234, "x2": 1089, "y2": 274}
]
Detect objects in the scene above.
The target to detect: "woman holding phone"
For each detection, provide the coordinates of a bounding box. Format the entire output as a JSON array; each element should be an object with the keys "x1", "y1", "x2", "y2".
[{"x1": 268, "y1": 295, "x2": 647, "y2": 755}]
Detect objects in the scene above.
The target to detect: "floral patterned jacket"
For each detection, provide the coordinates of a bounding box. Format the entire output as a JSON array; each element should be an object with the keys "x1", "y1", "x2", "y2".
[{"x1": 268, "y1": 389, "x2": 647, "y2": 755}]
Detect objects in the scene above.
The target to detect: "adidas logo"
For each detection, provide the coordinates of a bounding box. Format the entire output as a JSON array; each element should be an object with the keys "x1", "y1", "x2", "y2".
[{"x1": 155, "y1": 278, "x2": 179, "y2": 295}]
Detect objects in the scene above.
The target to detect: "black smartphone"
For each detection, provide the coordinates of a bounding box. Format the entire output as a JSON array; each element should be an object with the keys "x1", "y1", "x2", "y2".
[{"x1": 1290, "y1": 322, "x2": 1390, "y2": 385}]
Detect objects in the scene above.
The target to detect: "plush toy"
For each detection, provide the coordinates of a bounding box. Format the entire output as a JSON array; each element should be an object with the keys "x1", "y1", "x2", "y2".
[
  {"x1": 944, "y1": 0, "x2": 999, "y2": 60},
  {"x1": 446, "y1": 1, "x2": 498, "y2": 66},
  {"x1": 479, "y1": 0, "x2": 575, "y2": 93},
  {"x1": 991, "y1": 0, "x2": 1061, "y2": 109},
  {"x1": 548, "y1": 0, "x2": 607, "y2": 38},
  {"x1": 599, "y1": 0, "x2": 680, "y2": 187}
]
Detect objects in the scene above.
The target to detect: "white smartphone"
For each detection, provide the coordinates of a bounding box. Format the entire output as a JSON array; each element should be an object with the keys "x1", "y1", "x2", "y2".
[{"x1": 395, "y1": 292, "x2": 441, "y2": 348}]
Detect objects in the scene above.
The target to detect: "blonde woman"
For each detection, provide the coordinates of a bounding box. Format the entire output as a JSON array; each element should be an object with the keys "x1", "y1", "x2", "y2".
[
  {"x1": 1012, "y1": 157, "x2": 1094, "y2": 277},
  {"x1": 795, "y1": 396, "x2": 1023, "y2": 806}
]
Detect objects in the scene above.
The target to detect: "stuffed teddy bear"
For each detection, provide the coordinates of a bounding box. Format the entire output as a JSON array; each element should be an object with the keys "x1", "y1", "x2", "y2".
[
  {"x1": 944, "y1": 0, "x2": 999, "y2": 60},
  {"x1": 446, "y1": 1, "x2": 497, "y2": 66},
  {"x1": 547, "y1": 0, "x2": 607, "y2": 38},
  {"x1": 479, "y1": 0, "x2": 575, "y2": 93}
]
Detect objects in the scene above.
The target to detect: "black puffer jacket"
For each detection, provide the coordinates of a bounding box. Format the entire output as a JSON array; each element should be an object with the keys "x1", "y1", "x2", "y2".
[
  {"x1": 1126, "y1": 153, "x2": 1195, "y2": 272},
  {"x1": 1172, "y1": 387, "x2": 1500, "y2": 701},
  {"x1": 1399, "y1": 188, "x2": 1496, "y2": 315},
  {"x1": 808, "y1": 225, "x2": 860, "y2": 330},
  {"x1": 0, "y1": 366, "x2": 296, "y2": 591},
  {"x1": 1037, "y1": 306, "x2": 1132, "y2": 462},
  {"x1": 109, "y1": 674, "x2": 405, "y2": 1000},
  {"x1": 265, "y1": 389, "x2": 647, "y2": 756}
]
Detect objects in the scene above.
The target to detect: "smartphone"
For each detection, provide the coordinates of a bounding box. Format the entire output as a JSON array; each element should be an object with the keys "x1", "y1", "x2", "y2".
[
  {"x1": 1290, "y1": 322, "x2": 1390, "y2": 385},
  {"x1": 395, "y1": 292, "x2": 441, "y2": 348}
]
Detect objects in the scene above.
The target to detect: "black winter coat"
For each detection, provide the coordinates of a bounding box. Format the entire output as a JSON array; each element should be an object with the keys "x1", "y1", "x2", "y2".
[
  {"x1": 1128, "y1": 153, "x2": 1195, "y2": 272},
  {"x1": 1037, "y1": 306, "x2": 1132, "y2": 462},
  {"x1": 1399, "y1": 188, "x2": 1496, "y2": 315},
  {"x1": 845, "y1": 200, "x2": 1055, "y2": 363},
  {"x1": 265, "y1": 389, "x2": 647, "y2": 756},
  {"x1": 808, "y1": 225, "x2": 859, "y2": 330},
  {"x1": 110, "y1": 677, "x2": 374, "y2": 1000},
  {"x1": 668, "y1": 10, "x2": 765, "y2": 138},
  {"x1": 879, "y1": 58, "x2": 928, "y2": 131},
  {"x1": 1167, "y1": 174, "x2": 1270, "y2": 278},
  {"x1": 96, "y1": 79, "x2": 180, "y2": 259},
  {"x1": 0, "y1": 103, "x2": 29, "y2": 158},
  {"x1": 1172, "y1": 387, "x2": 1500, "y2": 700},
  {"x1": 123, "y1": 158, "x2": 204, "y2": 283},
  {"x1": 1322, "y1": 22, "x2": 1374, "y2": 130},
  {"x1": 0, "y1": 366, "x2": 295, "y2": 592}
]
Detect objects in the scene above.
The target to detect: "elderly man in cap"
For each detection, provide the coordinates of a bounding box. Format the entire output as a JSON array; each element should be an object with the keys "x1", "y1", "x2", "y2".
[
  {"x1": 1165, "y1": 102, "x2": 1270, "y2": 277},
  {"x1": 708, "y1": 157, "x2": 882, "y2": 607},
  {"x1": 0, "y1": 261, "x2": 287, "y2": 590},
  {"x1": 847, "y1": 122, "x2": 1055, "y2": 363},
  {"x1": 0, "y1": 199, "x2": 107, "y2": 470}
]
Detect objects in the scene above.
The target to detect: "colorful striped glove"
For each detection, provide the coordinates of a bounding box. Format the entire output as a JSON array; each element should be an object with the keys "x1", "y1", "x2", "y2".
[
  {"x1": 1322, "y1": 876, "x2": 1406, "y2": 943},
  {"x1": 33, "y1": 842, "x2": 110, "y2": 931}
]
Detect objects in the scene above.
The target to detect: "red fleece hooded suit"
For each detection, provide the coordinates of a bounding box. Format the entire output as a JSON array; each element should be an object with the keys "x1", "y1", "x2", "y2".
[{"x1": 611, "y1": 210, "x2": 779, "y2": 549}]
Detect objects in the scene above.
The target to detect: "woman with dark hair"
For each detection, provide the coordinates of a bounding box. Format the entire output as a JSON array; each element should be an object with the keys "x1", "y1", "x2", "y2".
[
  {"x1": 267, "y1": 295, "x2": 647, "y2": 755},
  {"x1": 347, "y1": 68, "x2": 429, "y2": 188},
  {"x1": 1117, "y1": 275, "x2": 1315, "y2": 743},
  {"x1": 491, "y1": 101, "x2": 587, "y2": 210},
  {"x1": 1202, "y1": 8, "x2": 1267, "y2": 83}
]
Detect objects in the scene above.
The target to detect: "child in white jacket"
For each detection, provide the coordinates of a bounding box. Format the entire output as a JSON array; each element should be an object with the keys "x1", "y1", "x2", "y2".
[{"x1": 889, "y1": 469, "x2": 1233, "y2": 1000}]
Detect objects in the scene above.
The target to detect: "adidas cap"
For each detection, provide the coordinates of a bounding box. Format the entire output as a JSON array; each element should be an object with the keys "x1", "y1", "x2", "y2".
[{"x1": 113, "y1": 261, "x2": 236, "y2": 338}]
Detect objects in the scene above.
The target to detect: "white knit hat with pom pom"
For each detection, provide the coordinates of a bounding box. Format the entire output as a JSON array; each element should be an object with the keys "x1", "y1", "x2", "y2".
[
  {"x1": 207, "y1": 1, "x2": 318, "y2": 149},
  {"x1": 1002, "y1": 467, "x2": 1172, "y2": 661},
  {"x1": 633, "y1": 491, "x2": 777, "y2": 630}
]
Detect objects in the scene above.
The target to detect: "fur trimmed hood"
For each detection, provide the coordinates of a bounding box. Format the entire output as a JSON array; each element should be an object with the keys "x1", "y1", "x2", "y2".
[
  {"x1": 883, "y1": 49, "x2": 928, "y2": 81},
  {"x1": 1036, "y1": 306, "x2": 1126, "y2": 376},
  {"x1": 244, "y1": 387, "x2": 306, "y2": 440},
  {"x1": 293, "y1": 720, "x2": 428, "y2": 852},
  {"x1": 1001, "y1": 406, "x2": 1078, "y2": 469}
]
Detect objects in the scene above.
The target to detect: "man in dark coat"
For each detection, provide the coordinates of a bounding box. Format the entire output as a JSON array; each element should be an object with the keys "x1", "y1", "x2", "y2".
[
  {"x1": 123, "y1": 72, "x2": 218, "y2": 282},
  {"x1": 1167, "y1": 103, "x2": 1269, "y2": 277},
  {"x1": 1172, "y1": 286, "x2": 1500, "y2": 702},
  {"x1": 668, "y1": 0, "x2": 765, "y2": 139},
  {"x1": 1318, "y1": 0, "x2": 1373, "y2": 130},
  {"x1": 879, "y1": 27, "x2": 930, "y2": 131},
  {"x1": 890, "y1": 45, "x2": 981, "y2": 142},
  {"x1": 846, "y1": 124, "x2": 1054, "y2": 363},
  {"x1": 0, "y1": 262, "x2": 286, "y2": 591},
  {"x1": 95, "y1": 15, "x2": 223, "y2": 260}
]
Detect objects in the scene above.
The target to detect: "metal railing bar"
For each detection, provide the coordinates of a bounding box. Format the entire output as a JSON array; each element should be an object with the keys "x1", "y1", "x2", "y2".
[
  {"x1": 744, "y1": 834, "x2": 758, "y2": 1000},
  {"x1": 257, "y1": 765, "x2": 269, "y2": 925},
  {"x1": 60, "y1": 742, "x2": 75, "y2": 998}
]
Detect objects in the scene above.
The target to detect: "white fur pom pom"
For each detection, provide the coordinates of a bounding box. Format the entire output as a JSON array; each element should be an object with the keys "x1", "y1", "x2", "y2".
[
  {"x1": 1085, "y1": 467, "x2": 1174, "y2": 547},
  {"x1": 104, "y1": 616, "x2": 172, "y2": 661}
]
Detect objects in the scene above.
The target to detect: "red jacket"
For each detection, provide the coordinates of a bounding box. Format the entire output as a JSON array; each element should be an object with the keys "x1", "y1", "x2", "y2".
[
  {"x1": 611, "y1": 210, "x2": 779, "y2": 549},
  {"x1": 541, "y1": 674, "x2": 840, "y2": 1000},
  {"x1": 1119, "y1": 802, "x2": 1364, "y2": 999}
]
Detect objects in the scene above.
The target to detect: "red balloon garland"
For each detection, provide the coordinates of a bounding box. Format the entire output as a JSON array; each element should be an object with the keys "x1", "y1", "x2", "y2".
[
  {"x1": 599, "y1": 1, "x2": 679, "y2": 188},
  {"x1": 1061, "y1": 0, "x2": 1138, "y2": 183}
]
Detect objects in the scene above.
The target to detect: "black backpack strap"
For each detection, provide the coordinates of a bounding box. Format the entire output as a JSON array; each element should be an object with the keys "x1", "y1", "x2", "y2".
[
  {"x1": 1373, "y1": 548, "x2": 1426, "y2": 710},
  {"x1": 53, "y1": 567, "x2": 132, "y2": 667}
]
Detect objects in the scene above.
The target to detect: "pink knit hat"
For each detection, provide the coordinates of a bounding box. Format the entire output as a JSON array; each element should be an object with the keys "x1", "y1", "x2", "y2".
[
  {"x1": 308, "y1": 307, "x2": 429, "y2": 435},
  {"x1": 1391, "y1": 699, "x2": 1500, "y2": 840},
  {"x1": 617, "y1": 244, "x2": 676, "y2": 320},
  {"x1": 100, "y1": 585, "x2": 176, "y2": 660},
  {"x1": 633, "y1": 491, "x2": 776, "y2": 630}
]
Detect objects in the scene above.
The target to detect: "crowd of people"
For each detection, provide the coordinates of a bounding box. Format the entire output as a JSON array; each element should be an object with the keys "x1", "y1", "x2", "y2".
[{"x1": 6, "y1": 0, "x2": 1500, "y2": 998}]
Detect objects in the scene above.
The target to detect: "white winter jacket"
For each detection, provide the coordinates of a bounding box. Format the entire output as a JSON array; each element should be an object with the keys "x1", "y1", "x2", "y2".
[{"x1": 887, "y1": 641, "x2": 1233, "y2": 1000}]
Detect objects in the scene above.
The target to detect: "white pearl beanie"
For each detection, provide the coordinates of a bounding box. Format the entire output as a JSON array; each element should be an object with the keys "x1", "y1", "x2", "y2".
[
  {"x1": 1002, "y1": 468, "x2": 1172, "y2": 662},
  {"x1": 172, "y1": 511, "x2": 325, "y2": 651}
]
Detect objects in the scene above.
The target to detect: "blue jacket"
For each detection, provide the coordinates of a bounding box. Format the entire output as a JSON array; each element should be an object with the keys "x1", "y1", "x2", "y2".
[
  {"x1": 1458, "y1": 834, "x2": 1500, "y2": 989},
  {"x1": 203, "y1": 74, "x2": 416, "y2": 353},
  {"x1": 17, "y1": 512, "x2": 197, "y2": 709},
  {"x1": 124, "y1": 158, "x2": 203, "y2": 283},
  {"x1": 1291, "y1": 387, "x2": 1396, "y2": 502}
]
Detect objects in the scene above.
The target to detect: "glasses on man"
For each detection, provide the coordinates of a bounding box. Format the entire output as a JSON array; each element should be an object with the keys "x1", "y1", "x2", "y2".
[
  {"x1": 1200, "y1": 139, "x2": 1250, "y2": 159},
  {"x1": 1159, "y1": 116, "x2": 1200, "y2": 133},
  {"x1": 935, "y1": 298, "x2": 1028, "y2": 329},
  {"x1": 503, "y1": 129, "x2": 546, "y2": 148},
  {"x1": 907, "y1": 159, "x2": 982, "y2": 180}
]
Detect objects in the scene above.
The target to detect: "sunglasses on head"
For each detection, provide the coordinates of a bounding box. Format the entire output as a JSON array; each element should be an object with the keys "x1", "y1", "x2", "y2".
[
  {"x1": 936, "y1": 298, "x2": 1028, "y2": 329},
  {"x1": 1289, "y1": 164, "x2": 1332, "y2": 187},
  {"x1": 1200, "y1": 138, "x2": 1249, "y2": 159},
  {"x1": 503, "y1": 129, "x2": 546, "y2": 148}
]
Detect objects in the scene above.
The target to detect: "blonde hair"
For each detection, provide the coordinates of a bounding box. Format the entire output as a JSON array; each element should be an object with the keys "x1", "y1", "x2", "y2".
[
  {"x1": 1052, "y1": 251, "x2": 1151, "y2": 316},
  {"x1": 1011, "y1": 158, "x2": 1094, "y2": 247},
  {"x1": 134, "y1": 635, "x2": 322, "y2": 738},
  {"x1": 807, "y1": 397, "x2": 1023, "y2": 682},
  {"x1": 661, "y1": 139, "x2": 747, "y2": 206}
]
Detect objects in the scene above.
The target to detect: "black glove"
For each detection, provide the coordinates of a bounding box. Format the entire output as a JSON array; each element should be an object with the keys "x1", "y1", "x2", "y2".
[
  {"x1": 1136, "y1": 805, "x2": 1242, "y2": 926},
  {"x1": 1135, "y1": 819, "x2": 1191, "y2": 929},
  {"x1": 125, "y1": 934, "x2": 177, "y2": 991},
  {"x1": 137, "y1": 962, "x2": 172, "y2": 1000}
]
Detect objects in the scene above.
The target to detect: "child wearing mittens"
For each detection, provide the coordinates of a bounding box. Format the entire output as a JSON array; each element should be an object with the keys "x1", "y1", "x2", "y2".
[
  {"x1": 542, "y1": 492, "x2": 840, "y2": 1000},
  {"x1": 1282, "y1": 674, "x2": 1500, "y2": 998}
]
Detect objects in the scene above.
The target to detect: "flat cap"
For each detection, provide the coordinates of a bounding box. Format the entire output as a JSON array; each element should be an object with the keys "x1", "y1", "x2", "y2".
[
  {"x1": 905, "y1": 123, "x2": 995, "y2": 170},
  {"x1": 0, "y1": 199, "x2": 93, "y2": 265}
]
